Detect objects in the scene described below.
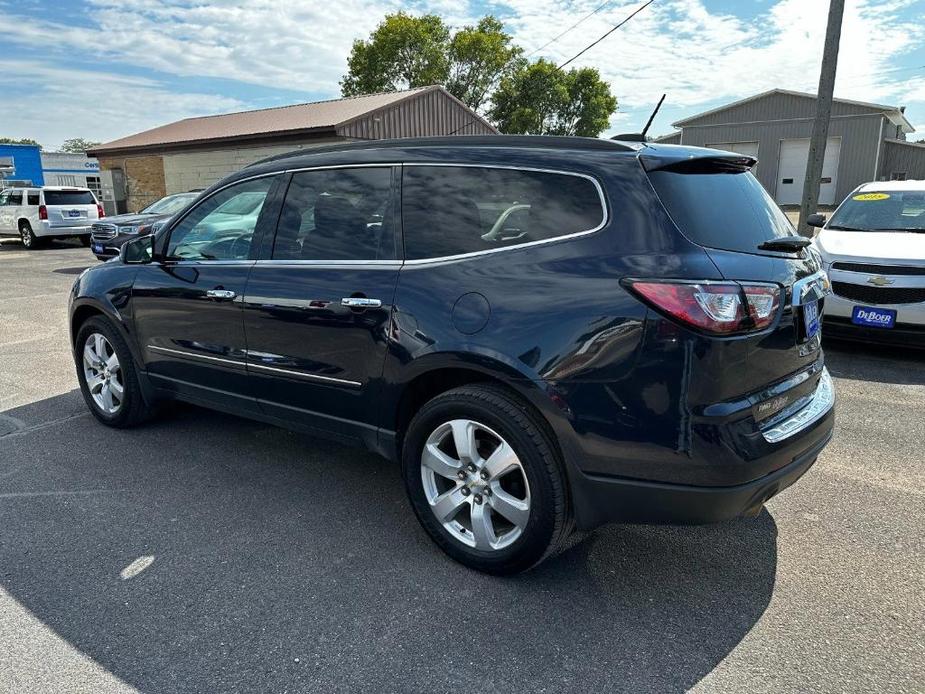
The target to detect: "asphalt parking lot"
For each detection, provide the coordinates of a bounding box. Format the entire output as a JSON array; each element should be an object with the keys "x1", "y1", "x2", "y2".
[{"x1": 1, "y1": 239, "x2": 923, "y2": 693}]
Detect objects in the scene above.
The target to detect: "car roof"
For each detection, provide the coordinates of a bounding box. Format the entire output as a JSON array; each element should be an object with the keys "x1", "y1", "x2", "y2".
[
  {"x1": 41, "y1": 186, "x2": 93, "y2": 192},
  {"x1": 857, "y1": 180, "x2": 925, "y2": 192}
]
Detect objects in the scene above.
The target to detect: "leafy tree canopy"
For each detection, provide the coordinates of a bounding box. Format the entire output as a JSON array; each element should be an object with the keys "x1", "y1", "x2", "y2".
[
  {"x1": 488, "y1": 59, "x2": 617, "y2": 137},
  {"x1": 0, "y1": 137, "x2": 42, "y2": 149},
  {"x1": 59, "y1": 138, "x2": 102, "y2": 153}
]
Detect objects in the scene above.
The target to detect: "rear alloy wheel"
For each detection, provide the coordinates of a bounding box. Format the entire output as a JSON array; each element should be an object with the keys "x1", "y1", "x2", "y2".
[
  {"x1": 403, "y1": 385, "x2": 571, "y2": 574},
  {"x1": 19, "y1": 222, "x2": 40, "y2": 249}
]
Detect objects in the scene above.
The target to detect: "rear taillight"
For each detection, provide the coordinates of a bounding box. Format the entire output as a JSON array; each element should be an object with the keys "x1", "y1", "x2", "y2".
[
  {"x1": 97, "y1": 203, "x2": 105, "y2": 219},
  {"x1": 38, "y1": 205, "x2": 48, "y2": 220},
  {"x1": 627, "y1": 280, "x2": 780, "y2": 335}
]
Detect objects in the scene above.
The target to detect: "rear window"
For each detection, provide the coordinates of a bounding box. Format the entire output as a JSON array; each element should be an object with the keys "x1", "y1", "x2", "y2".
[
  {"x1": 43, "y1": 190, "x2": 96, "y2": 206},
  {"x1": 649, "y1": 169, "x2": 794, "y2": 253},
  {"x1": 402, "y1": 166, "x2": 605, "y2": 260}
]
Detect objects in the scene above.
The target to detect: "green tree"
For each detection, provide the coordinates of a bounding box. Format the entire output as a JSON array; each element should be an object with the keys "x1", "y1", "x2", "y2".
[
  {"x1": 488, "y1": 60, "x2": 617, "y2": 137},
  {"x1": 341, "y1": 13, "x2": 450, "y2": 97},
  {"x1": 0, "y1": 137, "x2": 42, "y2": 149},
  {"x1": 446, "y1": 16, "x2": 525, "y2": 112},
  {"x1": 59, "y1": 137, "x2": 101, "y2": 153},
  {"x1": 341, "y1": 13, "x2": 523, "y2": 114}
]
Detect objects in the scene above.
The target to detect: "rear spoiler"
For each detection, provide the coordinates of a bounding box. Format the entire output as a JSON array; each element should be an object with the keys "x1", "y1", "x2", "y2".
[{"x1": 641, "y1": 153, "x2": 757, "y2": 174}]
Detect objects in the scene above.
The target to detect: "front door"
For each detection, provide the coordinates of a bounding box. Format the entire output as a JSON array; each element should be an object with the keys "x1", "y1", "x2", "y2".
[
  {"x1": 132, "y1": 175, "x2": 280, "y2": 412},
  {"x1": 242, "y1": 166, "x2": 401, "y2": 441}
]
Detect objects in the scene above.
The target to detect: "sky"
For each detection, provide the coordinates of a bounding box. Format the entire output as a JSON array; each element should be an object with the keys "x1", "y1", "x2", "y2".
[{"x1": 0, "y1": 0, "x2": 923, "y2": 150}]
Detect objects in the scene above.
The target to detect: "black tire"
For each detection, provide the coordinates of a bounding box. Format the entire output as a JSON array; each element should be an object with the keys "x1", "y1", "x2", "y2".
[
  {"x1": 402, "y1": 384, "x2": 571, "y2": 574},
  {"x1": 19, "y1": 221, "x2": 41, "y2": 249},
  {"x1": 75, "y1": 316, "x2": 156, "y2": 428},
  {"x1": 78, "y1": 235, "x2": 92, "y2": 247}
]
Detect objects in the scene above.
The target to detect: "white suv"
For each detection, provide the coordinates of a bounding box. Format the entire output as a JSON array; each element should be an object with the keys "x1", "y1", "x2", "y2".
[{"x1": 0, "y1": 186, "x2": 104, "y2": 249}]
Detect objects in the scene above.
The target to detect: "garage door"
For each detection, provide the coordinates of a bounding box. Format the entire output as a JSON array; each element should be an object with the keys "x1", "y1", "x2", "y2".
[{"x1": 775, "y1": 137, "x2": 841, "y2": 205}]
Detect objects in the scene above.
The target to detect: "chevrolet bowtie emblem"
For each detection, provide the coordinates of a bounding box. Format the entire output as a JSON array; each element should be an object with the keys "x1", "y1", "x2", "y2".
[{"x1": 867, "y1": 276, "x2": 894, "y2": 287}]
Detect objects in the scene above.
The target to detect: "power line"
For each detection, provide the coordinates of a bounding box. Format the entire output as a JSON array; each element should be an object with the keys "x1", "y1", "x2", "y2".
[
  {"x1": 526, "y1": 0, "x2": 616, "y2": 58},
  {"x1": 557, "y1": 0, "x2": 657, "y2": 70}
]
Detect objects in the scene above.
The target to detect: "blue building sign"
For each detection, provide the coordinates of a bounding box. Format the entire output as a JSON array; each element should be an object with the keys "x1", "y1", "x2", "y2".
[{"x1": 0, "y1": 144, "x2": 44, "y2": 186}]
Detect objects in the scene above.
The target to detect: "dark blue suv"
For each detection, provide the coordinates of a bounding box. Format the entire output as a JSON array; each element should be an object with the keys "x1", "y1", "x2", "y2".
[{"x1": 69, "y1": 136, "x2": 835, "y2": 574}]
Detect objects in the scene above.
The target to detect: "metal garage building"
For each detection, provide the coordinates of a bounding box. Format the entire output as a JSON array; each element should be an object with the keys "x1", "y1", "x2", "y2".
[
  {"x1": 89, "y1": 85, "x2": 497, "y2": 213},
  {"x1": 654, "y1": 89, "x2": 922, "y2": 206}
]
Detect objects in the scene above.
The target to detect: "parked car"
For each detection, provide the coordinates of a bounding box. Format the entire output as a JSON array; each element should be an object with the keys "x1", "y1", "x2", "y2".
[
  {"x1": 809, "y1": 180, "x2": 925, "y2": 346},
  {"x1": 90, "y1": 191, "x2": 200, "y2": 260},
  {"x1": 0, "y1": 186, "x2": 103, "y2": 248},
  {"x1": 68, "y1": 136, "x2": 835, "y2": 574}
]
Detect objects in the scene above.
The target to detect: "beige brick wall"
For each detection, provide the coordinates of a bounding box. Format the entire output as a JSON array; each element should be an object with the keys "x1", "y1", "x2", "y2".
[
  {"x1": 162, "y1": 138, "x2": 347, "y2": 194},
  {"x1": 99, "y1": 155, "x2": 166, "y2": 212}
]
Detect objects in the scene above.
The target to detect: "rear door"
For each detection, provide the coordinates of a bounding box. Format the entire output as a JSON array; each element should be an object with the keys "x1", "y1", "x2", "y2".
[
  {"x1": 646, "y1": 155, "x2": 826, "y2": 394},
  {"x1": 132, "y1": 174, "x2": 281, "y2": 412},
  {"x1": 42, "y1": 188, "x2": 98, "y2": 227},
  {"x1": 242, "y1": 165, "x2": 401, "y2": 441}
]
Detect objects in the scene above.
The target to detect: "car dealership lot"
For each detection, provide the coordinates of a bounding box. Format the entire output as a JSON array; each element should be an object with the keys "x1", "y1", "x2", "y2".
[{"x1": 1, "y1": 240, "x2": 923, "y2": 693}]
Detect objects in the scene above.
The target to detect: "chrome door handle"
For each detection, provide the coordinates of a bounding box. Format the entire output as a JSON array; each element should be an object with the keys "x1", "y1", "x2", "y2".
[
  {"x1": 341, "y1": 297, "x2": 382, "y2": 308},
  {"x1": 206, "y1": 289, "x2": 236, "y2": 300}
]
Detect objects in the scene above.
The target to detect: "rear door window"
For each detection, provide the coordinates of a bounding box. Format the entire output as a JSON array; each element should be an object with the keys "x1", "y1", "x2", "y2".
[
  {"x1": 272, "y1": 167, "x2": 396, "y2": 261},
  {"x1": 402, "y1": 166, "x2": 605, "y2": 261},
  {"x1": 8, "y1": 191, "x2": 22, "y2": 205},
  {"x1": 43, "y1": 190, "x2": 96, "y2": 206},
  {"x1": 648, "y1": 168, "x2": 794, "y2": 253}
]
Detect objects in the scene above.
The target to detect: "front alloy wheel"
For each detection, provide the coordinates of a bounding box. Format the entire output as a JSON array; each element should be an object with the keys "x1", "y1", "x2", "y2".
[
  {"x1": 82, "y1": 332, "x2": 124, "y2": 415},
  {"x1": 421, "y1": 419, "x2": 531, "y2": 551}
]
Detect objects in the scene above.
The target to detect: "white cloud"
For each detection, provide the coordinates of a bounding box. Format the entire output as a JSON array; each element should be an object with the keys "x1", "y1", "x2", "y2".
[
  {"x1": 0, "y1": 60, "x2": 246, "y2": 149},
  {"x1": 0, "y1": 0, "x2": 922, "y2": 145}
]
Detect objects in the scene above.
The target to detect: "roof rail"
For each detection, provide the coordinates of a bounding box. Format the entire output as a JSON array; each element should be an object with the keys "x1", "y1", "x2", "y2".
[{"x1": 248, "y1": 135, "x2": 639, "y2": 168}]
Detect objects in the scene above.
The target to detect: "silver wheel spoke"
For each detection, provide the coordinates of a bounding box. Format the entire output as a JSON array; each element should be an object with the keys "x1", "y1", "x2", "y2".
[
  {"x1": 470, "y1": 501, "x2": 497, "y2": 550},
  {"x1": 86, "y1": 373, "x2": 104, "y2": 394},
  {"x1": 83, "y1": 345, "x2": 99, "y2": 369},
  {"x1": 488, "y1": 485, "x2": 530, "y2": 528},
  {"x1": 100, "y1": 384, "x2": 114, "y2": 412},
  {"x1": 109, "y1": 378, "x2": 124, "y2": 399},
  {"x1": 94, "y1": 333, "x2": 107, "y2": 360},
  {"x1": 450, "y1": 419, "x2": 477, "y2": 462},
  {"x1": 422, "y1": 443, "x2": 462, "y2": 480},
  {"x1": 483, "y1": 442, "x2": 519, "y2": 480},
  {"x1": 107, "y1": 353, "x2": 120, "y2": 371},
  {"x1": 430, "y1": 487, "x2": 468, "y2": 523}
]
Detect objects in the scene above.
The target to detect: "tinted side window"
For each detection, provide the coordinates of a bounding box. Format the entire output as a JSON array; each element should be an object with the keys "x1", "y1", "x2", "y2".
[
  {"x1": 272, "y1": 167, "x2": 395, "y2": 261},
  {"x1": 402, "y1": 166, "x2": 605, "y2": 261},
  {"x1": 27, "y1": 192, "x2": 40, "y2": 205},
  {"x1": 166, "y1": 177, "x2": 273, "y2": 261},
  {"x1": 8, "y1": 191, "x2": 22, "y2": 205}
]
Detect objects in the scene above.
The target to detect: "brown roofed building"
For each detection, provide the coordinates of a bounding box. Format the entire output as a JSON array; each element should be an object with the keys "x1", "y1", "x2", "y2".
[{"x1": 89, "y1": 85, "x2": 497, "y2": 212}]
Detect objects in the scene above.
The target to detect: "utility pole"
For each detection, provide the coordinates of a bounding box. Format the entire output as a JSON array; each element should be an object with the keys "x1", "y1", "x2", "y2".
[{"x1": 798, "y1": 0, "x2": 845, "y2": 236}]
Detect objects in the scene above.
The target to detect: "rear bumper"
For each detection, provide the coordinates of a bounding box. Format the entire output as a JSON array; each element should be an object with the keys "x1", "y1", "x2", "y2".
[
  {"x1": 572, "y1": 427, "x2": 830, "y2": 528},
  {"x1": 36, "y1": 223, "x2": 93, "y2": 237}
]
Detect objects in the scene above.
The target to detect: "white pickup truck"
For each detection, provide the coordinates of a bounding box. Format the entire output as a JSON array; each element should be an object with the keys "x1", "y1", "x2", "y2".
[{"x1": 0, "y1": 186, "x2": 104, "y2": 248}]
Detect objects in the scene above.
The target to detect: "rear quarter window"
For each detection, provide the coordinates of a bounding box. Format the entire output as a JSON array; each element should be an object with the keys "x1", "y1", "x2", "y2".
[
  {"x1": 27, "y1": 192, "x2": 40, "y2": 205},
  {"x1": 43, "y1": 190, "x2": 96, "y2": 206},
  {"x1": 402, "y1": 166, "x2": 605, "y2": 261},
  {"x1": 648, "y1": 168, "x2": 794, "y2": 253}
]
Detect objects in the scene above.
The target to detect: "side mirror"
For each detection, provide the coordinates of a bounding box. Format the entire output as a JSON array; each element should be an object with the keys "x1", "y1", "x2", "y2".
[
  {"x1": 806, "y1": 213, "x2": 827, "y2": 229},
  {"x1": 121, "y1": 235, "x2": 155, "y2": 264}
]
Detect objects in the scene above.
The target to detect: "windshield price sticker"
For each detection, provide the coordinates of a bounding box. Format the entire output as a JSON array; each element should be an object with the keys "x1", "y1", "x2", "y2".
[{"x1": 852, "y1": 192, "x2": 890, "y2": 201}]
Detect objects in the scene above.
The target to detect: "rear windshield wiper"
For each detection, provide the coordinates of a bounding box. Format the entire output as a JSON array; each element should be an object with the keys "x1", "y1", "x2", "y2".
[{"x1": 757, "y1": 235, "x2": 812, "y2": 252}]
